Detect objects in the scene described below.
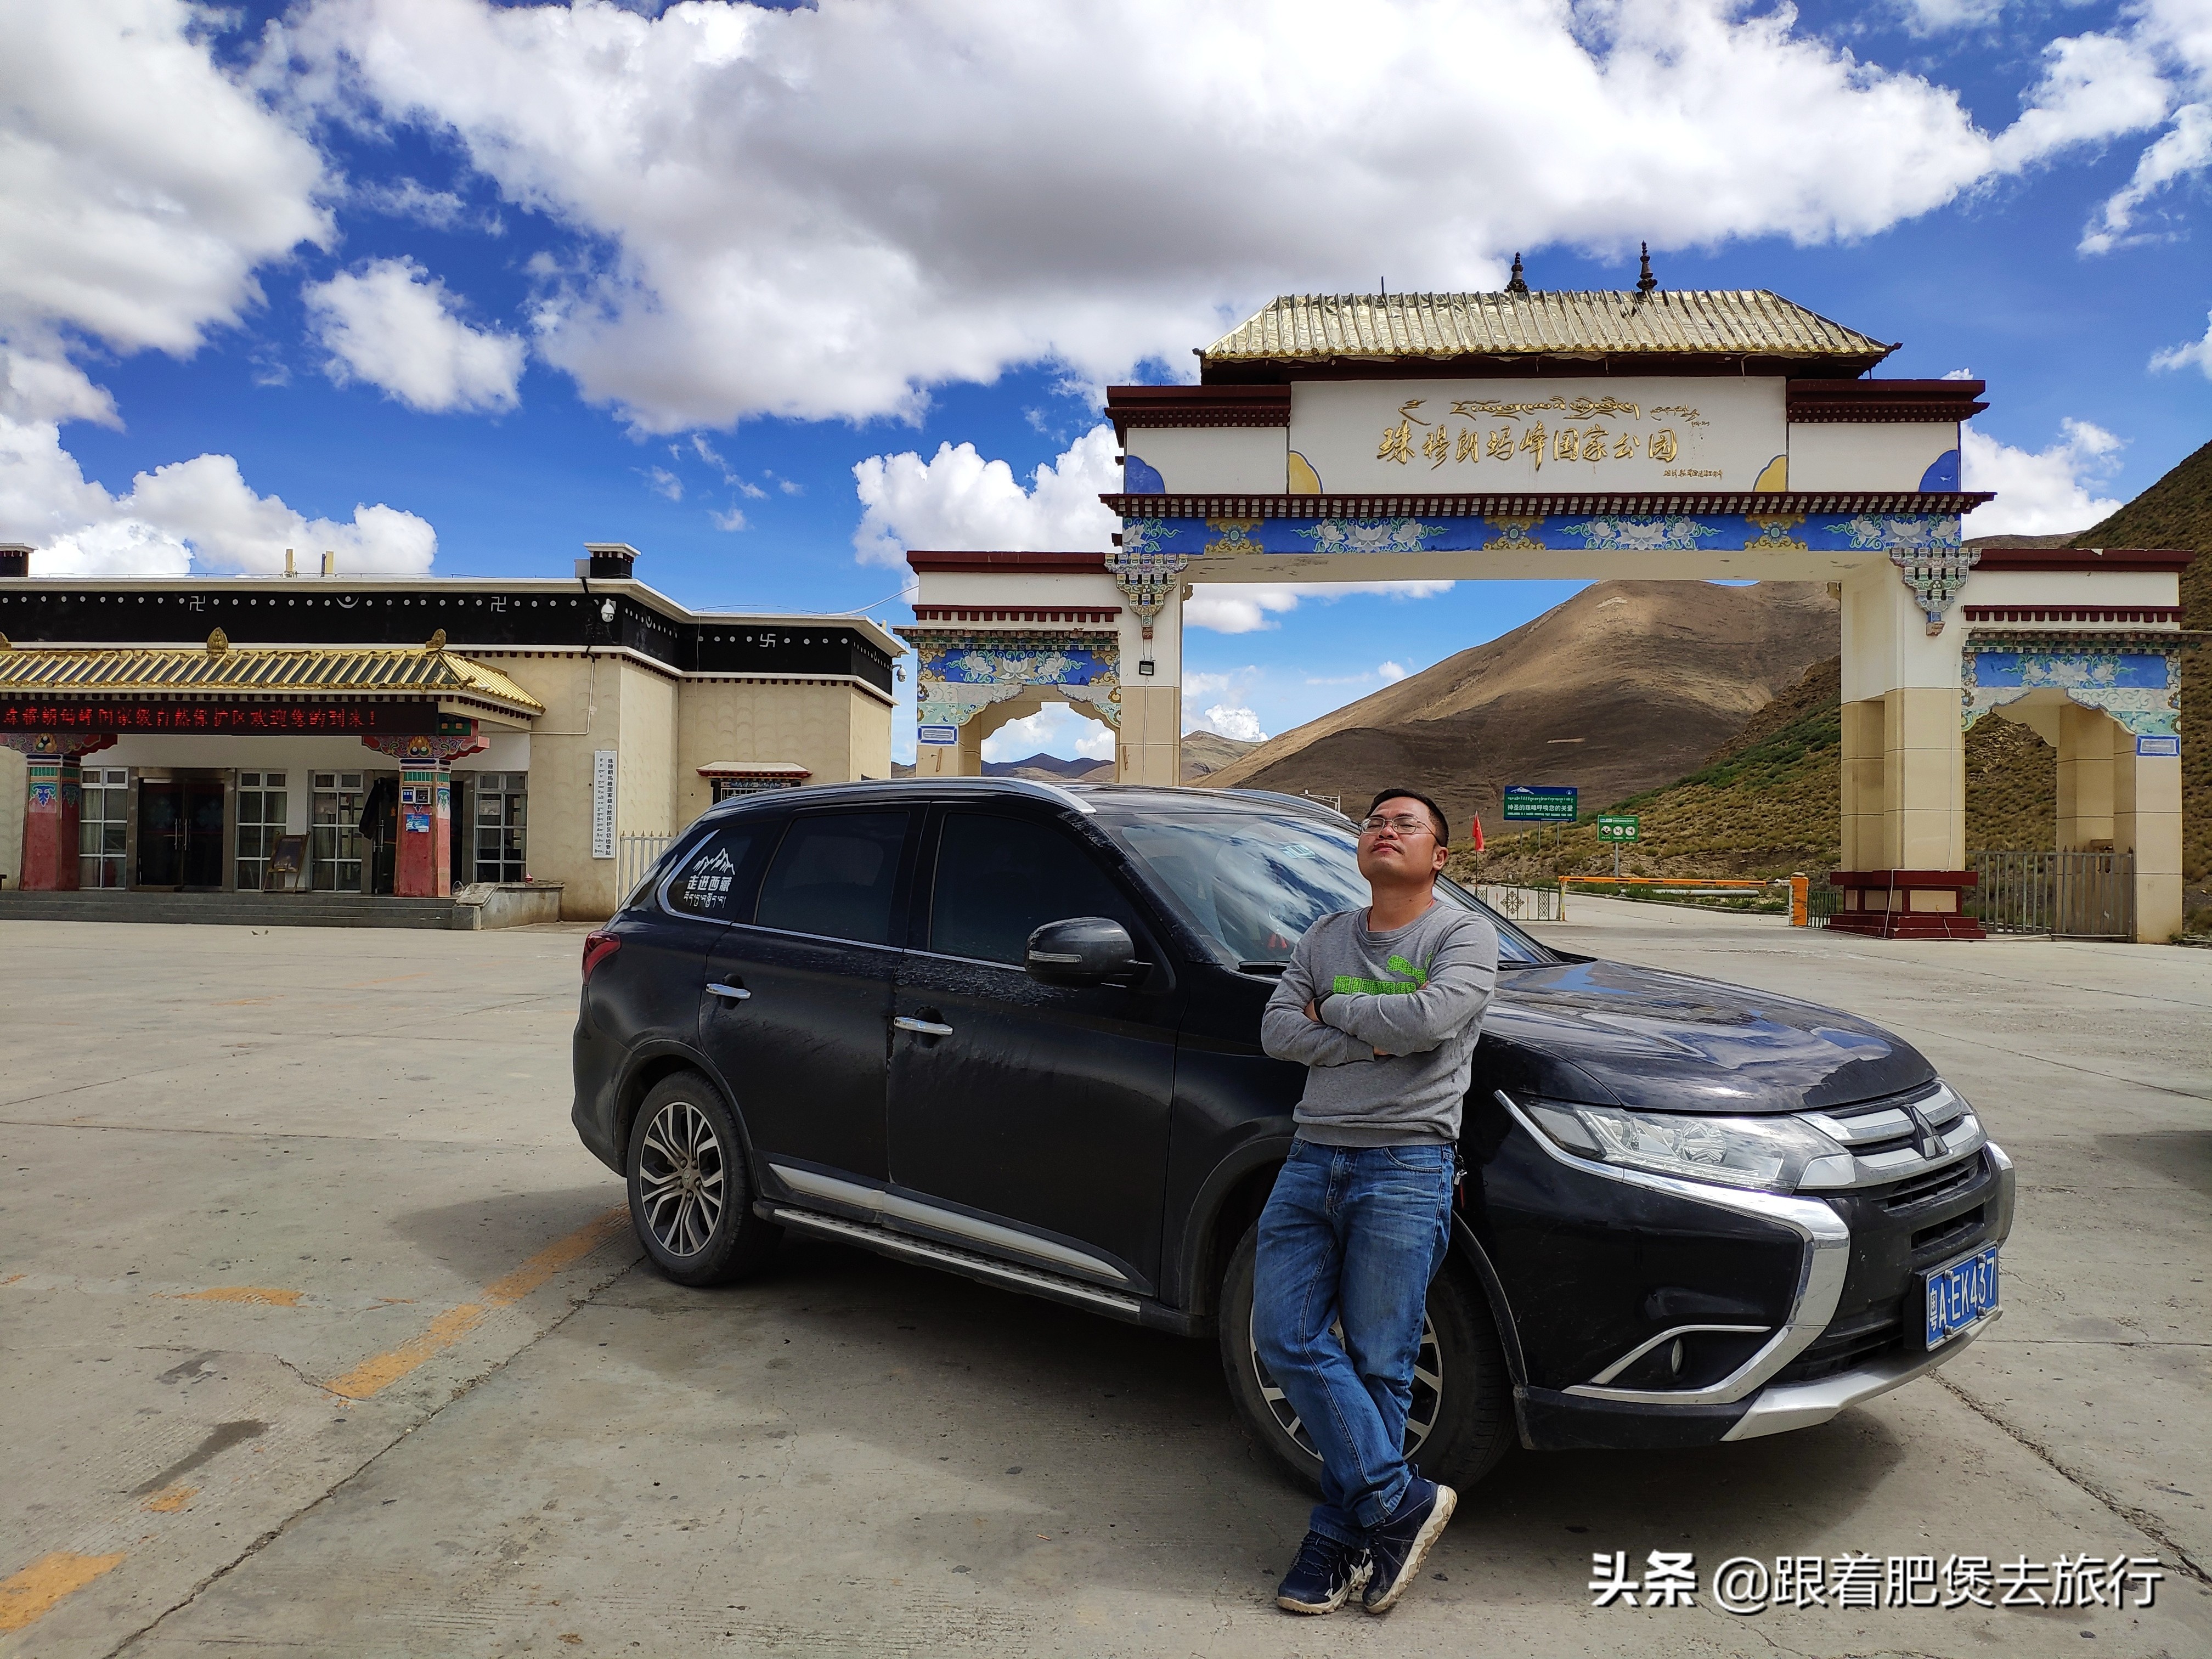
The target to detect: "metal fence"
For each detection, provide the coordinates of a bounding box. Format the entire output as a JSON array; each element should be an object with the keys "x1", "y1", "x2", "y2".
[
  {"x1": 617, "y1": 832, "x2": 679, "y2": 901},
  {"x1": 1968, "y1": 850, "x2": 2136, "y2": 940},
  {"x1": 1474, "y1": 882, "x2": 1567, "y2": 923}
]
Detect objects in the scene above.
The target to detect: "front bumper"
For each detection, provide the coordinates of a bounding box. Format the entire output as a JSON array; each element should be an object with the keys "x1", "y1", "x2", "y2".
[{"x1": 1487, "y1": 1091, "x2": 2015, "y2": 1452}]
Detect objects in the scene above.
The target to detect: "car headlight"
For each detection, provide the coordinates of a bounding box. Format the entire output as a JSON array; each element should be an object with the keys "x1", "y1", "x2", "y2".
[{"x1": 1524, "y1": 1099, "x2": 1850, "y2": 1194}]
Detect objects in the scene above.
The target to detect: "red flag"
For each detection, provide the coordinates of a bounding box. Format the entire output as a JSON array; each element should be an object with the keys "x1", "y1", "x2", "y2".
[{"x1": 1469, "y1": 814, "x2": 1485, "y2": 852}]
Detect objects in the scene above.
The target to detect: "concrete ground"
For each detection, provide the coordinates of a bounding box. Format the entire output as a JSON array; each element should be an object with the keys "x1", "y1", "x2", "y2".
[{"x1": 0, "y1": 907, "x2": 2205, "y2": 1658}]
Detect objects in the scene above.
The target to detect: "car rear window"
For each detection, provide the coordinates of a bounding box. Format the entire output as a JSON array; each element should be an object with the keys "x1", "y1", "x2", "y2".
[
  {"x1": 754, "y1": 811, "x2": 910, "y2": 945},
  {"x1": 1099, "y1": 805, "x2": 1550, "y2": 968},
  {"x1": 663, "y1": 827, "x2": 760, "y2": 920}
]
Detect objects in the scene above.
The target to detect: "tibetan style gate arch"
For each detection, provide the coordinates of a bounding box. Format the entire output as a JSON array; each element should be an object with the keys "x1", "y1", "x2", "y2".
[{"x1": 900, "y1": 287, "x2": 2196, "y2": 943}]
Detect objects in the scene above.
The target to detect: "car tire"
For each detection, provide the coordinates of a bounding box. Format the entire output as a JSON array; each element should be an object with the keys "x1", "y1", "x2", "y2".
[
  {"x1": 1216, "y1": 1216, "x2": 1514, "y2": 1494},
  {"x1": 625, "y1": 1072, "x2": 781, "y2": 1287}
]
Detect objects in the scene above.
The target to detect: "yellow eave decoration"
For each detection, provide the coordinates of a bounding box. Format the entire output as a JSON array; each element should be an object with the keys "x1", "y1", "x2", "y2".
[
  {"x1": 0, "y1": 640, "x2": 546, "y2": 718},
  {"x1": 1204, "y1": 289, "x2": 1894, "y2": 366}
]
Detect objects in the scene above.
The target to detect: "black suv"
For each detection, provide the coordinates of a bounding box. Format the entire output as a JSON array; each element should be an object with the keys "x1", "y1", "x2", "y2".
[{"x1": 573, "y1": 780, "x2": 2011, "y2": 1489}]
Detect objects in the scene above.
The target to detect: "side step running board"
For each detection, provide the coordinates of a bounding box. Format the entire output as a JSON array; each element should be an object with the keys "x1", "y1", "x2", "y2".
[{"x1": 760, "y1": 1203, "x2": 1150, "y2": 1322}]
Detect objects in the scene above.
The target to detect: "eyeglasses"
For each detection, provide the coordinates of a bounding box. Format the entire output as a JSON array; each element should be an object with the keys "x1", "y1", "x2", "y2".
[{"x1": 1358, "y1": 814, "x2": 1436, "y2": 838}]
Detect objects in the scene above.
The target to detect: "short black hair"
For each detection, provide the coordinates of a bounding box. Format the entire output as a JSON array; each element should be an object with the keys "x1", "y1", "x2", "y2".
[{"x1": 1365, "y1": 787, "x2": 1451, "y2": 843}]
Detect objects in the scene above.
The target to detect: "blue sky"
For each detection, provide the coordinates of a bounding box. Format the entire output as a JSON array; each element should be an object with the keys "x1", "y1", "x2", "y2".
[{"x1": 5, "y1": 0, "x2": 2209, "y2": 761}]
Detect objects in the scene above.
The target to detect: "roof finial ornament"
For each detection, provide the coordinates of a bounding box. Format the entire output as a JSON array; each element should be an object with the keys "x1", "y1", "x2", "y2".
[
  {"x1": 1505, "y1": 253, "x2": 1528, "y2": 295},
  {"x1": 1637, "y1": 242, "x2": 1657, "y2": 296},
  {"x1": 426, "y1": 628, "x2": 448, "y2": 654},
  {"x1": 205, "y1": 627, "x2": 229, "y2": 656}
]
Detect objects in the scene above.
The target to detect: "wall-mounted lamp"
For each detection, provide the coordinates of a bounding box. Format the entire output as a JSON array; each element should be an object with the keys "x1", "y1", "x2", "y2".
[{"x1": 1137, "y1": 658, "x2": 1156, "y2": 677}]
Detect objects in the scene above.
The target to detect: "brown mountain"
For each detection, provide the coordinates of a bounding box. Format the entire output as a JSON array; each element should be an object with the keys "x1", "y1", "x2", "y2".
[
  {"x1": 1180, "y1": 730, "x2": 1258, "y2": 780},
  {"x1": 1199, "y1": 580, "x2": 1839, "y2": 838}
]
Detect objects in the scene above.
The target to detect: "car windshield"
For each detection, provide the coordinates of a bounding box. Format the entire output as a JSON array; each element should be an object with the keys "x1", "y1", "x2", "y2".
[{"x1": 1097, "y1": 802, "x2": 1554, "y2": 970}]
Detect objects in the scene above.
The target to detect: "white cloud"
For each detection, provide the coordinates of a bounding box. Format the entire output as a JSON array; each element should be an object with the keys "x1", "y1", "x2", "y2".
[
  {"x1": 852, "y1": 424, "x2": 1118, "y2": 568},
  {"x1": 269, "y1": 0, "x2": 2176, "y2": 432},
  {"x1": 2074, "y1": 2, "x2": 2212, "y2": 251},
  {"x1": 1893, "y1": 0, "x2": 2006, "y2": 32},
  {"x1": 0, "y1": 0, "x2": 329, "y2": 362},
  {"x1": 0, "y1": 412, "x2": 435, "y2": 577},
  {"x1": 1200, "y1": 704, "x2": 1269, "y2": 744},
  {"x1": 1961, "y1": 420, "x2": 2126, "y2": 538},
  {"x1": 645, "y1": 466, "x2": 682, "y2": 501},
  {"x1": 709, "y1": 505, "x2": 748, "y2": 532},
  {"x1": 350, "y1": 176, "x2": 501, "y2": 234},
  {"x1": 1378, "y1": 660, "x2": 1409, "y2": 682},
  {"x1": 2151, "y1": 308, "x2": 2212, "y2": 376},
  {"x1": 1186, "y1": 580, "x2": 1455, "y2": 634},
  {"x1": 304, "y1": 257, "x2": 525, "y2": 413},
  {"x1": 2081, "y1": 102, "x2": 2212, "y2": 251}
]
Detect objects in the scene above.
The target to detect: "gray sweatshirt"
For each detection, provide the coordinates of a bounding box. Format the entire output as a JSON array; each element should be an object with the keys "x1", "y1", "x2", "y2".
[{"x1": 1260, "y1": 900, "x2": 1499, "y2": 1147}]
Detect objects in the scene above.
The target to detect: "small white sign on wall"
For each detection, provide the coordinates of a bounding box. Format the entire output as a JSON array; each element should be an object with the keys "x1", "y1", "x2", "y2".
[{"x1": 591, "y1": 749, "x2": 618, "y2": 859}]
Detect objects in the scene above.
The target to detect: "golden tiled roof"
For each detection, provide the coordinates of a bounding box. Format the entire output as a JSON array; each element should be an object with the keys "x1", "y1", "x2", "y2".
[
  {"x1": 0, "y1": 634, "x2": 546, "y2": 716},
  {"x1": 1204, "y1": 290, "x2": 1893, "y2": 365}
]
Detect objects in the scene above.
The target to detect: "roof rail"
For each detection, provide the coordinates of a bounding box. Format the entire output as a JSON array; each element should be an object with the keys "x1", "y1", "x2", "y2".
[{"x1": 909, "y1": 775, "x2": 1097, "y2": 815}]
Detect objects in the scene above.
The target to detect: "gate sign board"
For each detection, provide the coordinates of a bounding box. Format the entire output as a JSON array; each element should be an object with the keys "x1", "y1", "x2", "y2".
[
  {"x1": 2137, "y1": 735, "x2": 2180, "y2": 757},
  {"x1": 1288, "y1": 377, "x2": 1785, "y2": 495},
  {"x1": 1596, "y1": 815, "x2": 1641, "y2": 843},
  {"x1": 916, "y1": 724, "x2": 958, "y2": 746},
  {"x1": 591, "y1": 749, "x2": 618, "y2": 859},
  {"x1": 1502, "y1": 786, "x2": 1578, "y2": 822}
]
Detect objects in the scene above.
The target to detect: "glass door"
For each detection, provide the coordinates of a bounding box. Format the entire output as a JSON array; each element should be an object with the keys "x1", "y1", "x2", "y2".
[
  {"x1": 134, "y1": 775, "x2": 225, "y2": 889},
  {"x1": 310, "y1": 771, "x2": 366, "y2": 893},
  {"x1": 235, "y1": 772, "x2": 289, "y2": 891},
  {"x1": 472, "y1": 772, "x2": 528, "y2": 883},
  {"x1": 78, "y1": 768, "x2": 129, "y2": 889}
]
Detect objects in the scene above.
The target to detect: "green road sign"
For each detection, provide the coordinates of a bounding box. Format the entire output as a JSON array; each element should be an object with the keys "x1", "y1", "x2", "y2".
[
  {"x1": 1596, "y1": 815, "x2": 1640, "y2": 842},
  {"x1": 1503, "y1": 786, "x2": 1577, "y2": 822}
]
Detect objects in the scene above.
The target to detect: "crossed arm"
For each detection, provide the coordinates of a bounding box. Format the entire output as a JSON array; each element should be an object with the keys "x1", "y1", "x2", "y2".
[{"x1": 1260, "y1": 941, "x2": 1376, "y2": 1068}]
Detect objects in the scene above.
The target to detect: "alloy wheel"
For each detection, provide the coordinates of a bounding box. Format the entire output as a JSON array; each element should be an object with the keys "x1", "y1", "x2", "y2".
[
  {"x1": 637, "y1": 1099, "x2": 726, "y2": 1258},
  {"x1": 1249, "y1": 1311, "x2": 1444, "y2": 1462}
]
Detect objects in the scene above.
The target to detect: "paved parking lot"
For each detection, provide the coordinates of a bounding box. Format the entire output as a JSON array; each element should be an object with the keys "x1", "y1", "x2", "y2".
[{"x1": 1, "y1": 907, "x2": 2207, "y2": 1657}]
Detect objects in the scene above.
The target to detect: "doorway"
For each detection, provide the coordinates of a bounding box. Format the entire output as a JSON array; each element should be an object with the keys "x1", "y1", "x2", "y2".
[{"x1": 136, "y1": 775, "x2": 227, "y2": 890}]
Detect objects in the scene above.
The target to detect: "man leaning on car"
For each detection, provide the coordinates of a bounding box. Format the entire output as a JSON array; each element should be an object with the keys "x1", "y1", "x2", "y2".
[{"x1": 1255, "y1": 787, "x2": 1499, "y2": 1616}]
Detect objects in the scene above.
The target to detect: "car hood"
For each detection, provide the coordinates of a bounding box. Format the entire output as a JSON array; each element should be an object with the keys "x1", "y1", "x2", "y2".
[{"x1": 1482, "y1": 957, "x2": 1933, "y2": 1114}]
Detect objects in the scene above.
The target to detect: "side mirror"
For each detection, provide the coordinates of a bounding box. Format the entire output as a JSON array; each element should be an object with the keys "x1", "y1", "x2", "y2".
[{"x1": 1025, "y1": 916, "x2": 1140, "y2": 986}]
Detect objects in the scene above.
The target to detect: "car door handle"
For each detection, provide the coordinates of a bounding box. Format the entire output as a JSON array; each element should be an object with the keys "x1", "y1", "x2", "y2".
[
  {"x1": 707, "y1": 983, "x2": 752, "y2": 1001},
  {"x1": 891, "y1": 1015, "x2": 952, "y2": 1037}
]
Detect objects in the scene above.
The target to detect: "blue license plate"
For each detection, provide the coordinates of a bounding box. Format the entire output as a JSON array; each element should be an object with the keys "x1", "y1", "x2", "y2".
[{"x1": 1922, "y1": 1244, "x2": 1999, "y2": 1348}]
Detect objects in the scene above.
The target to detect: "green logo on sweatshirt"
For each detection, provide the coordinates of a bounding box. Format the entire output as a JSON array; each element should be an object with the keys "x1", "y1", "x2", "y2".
[{"x1": 1333, "y1": 953, "x2": 1429, "y2": 996}]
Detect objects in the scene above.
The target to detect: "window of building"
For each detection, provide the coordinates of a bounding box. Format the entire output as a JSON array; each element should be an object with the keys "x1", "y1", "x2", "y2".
[
  {"x1": 472, "y1": 771, "x2": 528, "y2": 884},
  {"x1": 236, "y1": 771, "x2": 289, "y2": 892},
  {"x1": 709, "y1": 775, "x2": 803, "y2": 803},
  {"x1": 754, "y1": 811, "x2": 910, "y2": 945},
  {"x1": 310, "y1": 771, "x2": 366, "y2": 893},
  {"x1": 77, "y1": 768, "x2": 129, "y2": 889},
  {"x1": 928, "y1": 812, "x2": 1142, "y2": 966}
]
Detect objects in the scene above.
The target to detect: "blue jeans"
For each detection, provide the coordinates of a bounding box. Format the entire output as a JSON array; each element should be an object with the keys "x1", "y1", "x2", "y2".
[{"x1": 1253, "y1": 1138, "x2": 1456, "y2": 1544}]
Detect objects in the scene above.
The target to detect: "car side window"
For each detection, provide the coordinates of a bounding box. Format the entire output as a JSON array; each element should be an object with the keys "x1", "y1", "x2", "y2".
[
  {"x1": 754, "y1": 811, "x2": 910, "y2": 945},
  {"x1": 929, "y1": 811, "x2": 1142, "y2": 966},
  {"x1": 662, "y1": 826, "x2": 759, "y2": 920}
]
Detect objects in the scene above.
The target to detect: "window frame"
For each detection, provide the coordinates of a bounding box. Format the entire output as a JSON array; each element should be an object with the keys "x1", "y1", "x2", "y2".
[{"x1": 739, "y1": 805, "x2": 921, "y2": 952}]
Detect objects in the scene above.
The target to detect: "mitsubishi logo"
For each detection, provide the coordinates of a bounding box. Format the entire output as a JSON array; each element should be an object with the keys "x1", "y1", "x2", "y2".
[{"x1": 1906, "y1": 1105, "x2": 1944, "y2": 1159}]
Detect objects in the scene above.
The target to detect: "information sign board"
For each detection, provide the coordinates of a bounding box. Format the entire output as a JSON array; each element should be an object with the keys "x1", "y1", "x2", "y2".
[
  {"x1": 1596, "y1": 815, "x2": 1640, "y2": 843},
  {"x1": 591, "y1": 749, "x2": 618, "y2": 859},
  {"x1": 1502, "y1": 786, "x2": 1577, "y2": 822}
]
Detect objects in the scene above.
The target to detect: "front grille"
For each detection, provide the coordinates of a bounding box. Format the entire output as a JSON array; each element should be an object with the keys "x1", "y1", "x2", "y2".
[
  {"x1": 1881, "y1": 1151, "x2": 1987, "y2": 1211},
  {"x1": 1912, "y1": 1204, "x2": 1985, "y2": 1256},
  {"x1": 1776, "y1": 1311, "x2": 1904, "y2": 1383}
]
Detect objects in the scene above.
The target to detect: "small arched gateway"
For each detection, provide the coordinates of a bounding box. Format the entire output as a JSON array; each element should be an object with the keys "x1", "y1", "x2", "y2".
[{"x1": 901, "y1": 284, "x2": 2196, "y2": 942}]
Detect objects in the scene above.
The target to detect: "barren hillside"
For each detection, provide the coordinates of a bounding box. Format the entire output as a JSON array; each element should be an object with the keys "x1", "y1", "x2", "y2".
[{"x1": 1200, "y1": 580, "x2": 1839, "y2": 836}]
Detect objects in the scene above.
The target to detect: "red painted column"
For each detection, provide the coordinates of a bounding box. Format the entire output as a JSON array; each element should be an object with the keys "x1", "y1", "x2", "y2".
[
  {"x1": 396, "y1": 760, "x2": 453, "y2": 898},
  {"x1": 7, "y1": 735, "x2": 109, "y2": 890}
]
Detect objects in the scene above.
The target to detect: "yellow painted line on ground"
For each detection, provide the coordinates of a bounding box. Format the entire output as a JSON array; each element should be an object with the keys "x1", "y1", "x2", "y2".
[
  {"x1": 323, "y1": 1207, "x2": 628, "y2": 1401},
  {"x1": 0, "y1": 1551, "x2": 126, "y2": 1633},
  {"x1": 169, "y1": 1286, "x2": 303, "y2": 1307},
  {"x1": 140, "y1": 1485, "x2": 196, "y2": 1514}
]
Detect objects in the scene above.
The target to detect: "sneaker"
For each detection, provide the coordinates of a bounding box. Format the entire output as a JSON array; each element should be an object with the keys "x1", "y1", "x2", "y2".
[
  {"x1": 1361, "y1": 1476, "x2": 1457, "y2": 1614},
  {"x1": 1274, "y1": 1530, "x2": 1372, "y2": 1615}
]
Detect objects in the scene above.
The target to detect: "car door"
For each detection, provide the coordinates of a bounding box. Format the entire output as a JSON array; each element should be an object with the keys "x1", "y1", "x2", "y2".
[
  {"x1": 700, "y1": 806, "x2": 917, "y2": 1187},
  {"x1": 888, "y1": 806, "x2": 1183, "y2": 1291}
]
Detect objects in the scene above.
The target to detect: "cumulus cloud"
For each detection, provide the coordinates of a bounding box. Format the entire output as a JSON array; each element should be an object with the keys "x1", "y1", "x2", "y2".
[
  {"x1": 2151, "y1": 308, "x2": 2212, "y2": 376},
  {"x1": 1378, "y1": 660, "x2": 1409, "y2": 682},
  {"x1": 0, "y1": 412, "x2": 435, "y2": 577},
  {"x1": 852, "y1": 424, "x2": 1118, "y2": 567},
  {"x1": 1182, "y1": 668, "x2": 1269, "y2": 743},
  {"x1": 263, "y1": 0, "x2": 2183, "y2": 431},
  {"x1": 305, "y1": 257, "x2": 525, "y2": 413},
  {"x1": 1186, "y1": 580, "x2": 1455, "y2": 634},
  {"x1": 1961, "y1": 420, "x2": 2126, "y2": 538},
  {"x1": 2074, "y1": 3, "x2": 2212, "y2": 250},
  {"x1": 980, "y1": 704, "x2": 1116, "y2": 764}
]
